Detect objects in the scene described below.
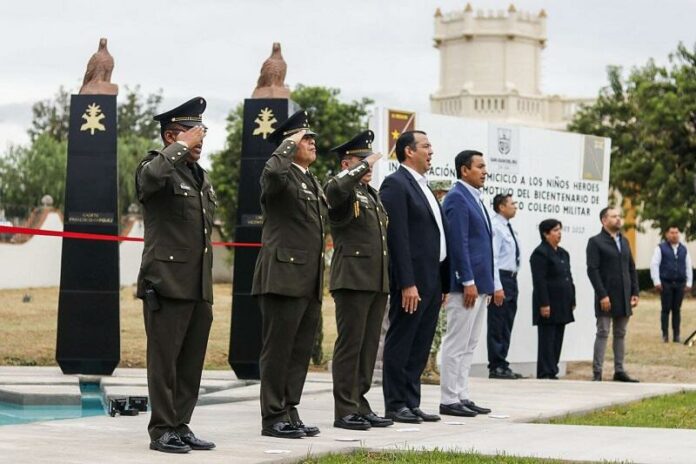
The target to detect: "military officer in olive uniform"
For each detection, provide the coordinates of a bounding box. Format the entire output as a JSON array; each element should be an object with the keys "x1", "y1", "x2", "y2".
[
  {"x1": 326, "y1": 130, "x2": 393, "y2": 431},
  {"x1": 251, "y1": 110, "x2": 328, "y2": 439},
  {"x1": 136, "y1": 97, "x2": 216, "y2": 454}
]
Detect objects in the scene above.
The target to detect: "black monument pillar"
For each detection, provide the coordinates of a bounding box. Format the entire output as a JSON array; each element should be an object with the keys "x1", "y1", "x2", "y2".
[
  {"x1": 56, "y1": 95, "x2": 120, "y2": 375},
  {"x1": 228, "y1": 98, "x2": 298, "y2": 379}
]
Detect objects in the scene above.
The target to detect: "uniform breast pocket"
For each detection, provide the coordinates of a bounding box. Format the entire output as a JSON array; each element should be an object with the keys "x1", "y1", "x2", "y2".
[
  {"x1": 343, "y1": 244, "x2": 371, "y2": 258},
  {"x1": 172, "y1": 184, "x2": 197, "y2": 221},
  {"x1": 297, "y1": 190, "x2": 316, "y2": 217}
]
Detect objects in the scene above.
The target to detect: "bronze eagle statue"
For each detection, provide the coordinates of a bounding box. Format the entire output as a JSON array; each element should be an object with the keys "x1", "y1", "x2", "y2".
[
  {"x1": 252, "y1": 42, "x2": 290, "y2": 98},
  {"x1": 79, "y1": 38, "x2": 118, "y2": 95}
]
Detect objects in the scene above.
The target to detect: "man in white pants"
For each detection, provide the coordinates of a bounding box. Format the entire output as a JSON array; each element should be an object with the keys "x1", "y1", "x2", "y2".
[{"x1": 439, "y1": 150, "x2": 497, "y2": 417}]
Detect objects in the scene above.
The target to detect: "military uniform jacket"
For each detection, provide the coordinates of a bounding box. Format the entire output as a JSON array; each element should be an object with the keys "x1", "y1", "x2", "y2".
[
  {"x1": 251, "y1": 139, "x2": 328, "y2": 301},
  {"x1": 325, "y1": 161, "x2": 389, "y2": 293},
  {"x1": 136, "y1": 142, "x2": 216, "y2": 303}
]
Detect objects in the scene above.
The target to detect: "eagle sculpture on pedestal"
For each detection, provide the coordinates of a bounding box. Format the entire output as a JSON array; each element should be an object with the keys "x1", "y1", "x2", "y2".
[
  {"x1": 252, "y1": 42, "x2": 290, "y2": 99},
  {"x1": 79, "y1": 38, "x2": 118, "y2": 96}
]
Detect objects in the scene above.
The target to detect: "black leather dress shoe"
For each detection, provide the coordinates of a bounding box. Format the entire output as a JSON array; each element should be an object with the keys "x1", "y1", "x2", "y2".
[
  {"x1": 179, "y1": 431, "x2": 215, "y2": 450},
  {"x1": 674, "y1": 336, "x2": 681, "y2": 343},
  {"x1": 261, "y1": 421, "x2": 306, "y2": 439},
  {"x1": 334, "y1": 414, "x2": 371, "y2": 431},
  {"x1": 411, "y1": 407, "x2": 441, "y2": 422},
  {"x1": 592, "y1": 371, "x2": 602, "y2": 381},
  {"x1": 613, "y1": 371, "x2": 639, "y2": 383},
  {"x1": 461, "y1": 399, "x2": 491, "y2": 414},
  {"x1": 150, "y1": 431, "x2": 191, "y2": 453},
  {"x1": 489, "y1": 367, "x2": 517, "y2": 379},
  {"x1": 361, "y1": 412, "x2": 393, "y2": 427},
  {"x1": 386, "y1": 407, "x2": 422, "y2": 424},
  {"x1": 662, "y1": 334, "x2": 669, "y2": 343},
  {"x1": 439, "y1": 403, "x2": 477, "y2": 417},
  {"x1": 292, "y1": 420, "x2": 320, "y2": 437}
]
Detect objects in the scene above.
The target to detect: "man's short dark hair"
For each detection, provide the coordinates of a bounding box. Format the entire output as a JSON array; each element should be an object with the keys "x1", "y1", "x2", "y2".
[
  {"x1": 395, "y1": 130, "x2": 426, "y2": 163},
  {"x1": 493, "y1": 193, "x2": 512, "y2": 213},
  {"x1": 454, "y1": 150, "x2": 483, "y2": 179},
  {"x1": 539, "y1": 218, "x2": 562, "y2": 241},
  {"x1": 599, "y1": 206, "x2": 615, "y2": 221},
  {"x1": 667, "y1": 225, "x2": 681, "y2": 232}
]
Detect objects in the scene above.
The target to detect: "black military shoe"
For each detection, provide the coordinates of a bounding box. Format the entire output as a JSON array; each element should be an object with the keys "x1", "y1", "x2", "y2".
[
  {"x1": 386, "y1": 407, "x2": 422, "y2": 424},
  {"x1": 411, "y1": 407, "x2": 441, "y2": 422},
  {"x1": 150, "y1": 431, "x2": 191, "y2": 453},
  {"x1": 292, "y1": 419, "x2": 320, "y2": 437},
  {"x1": 261, "y1": 421, "x2": 306, "y2": 439},
  {"x1": 592, "y1": 371, "x2": 602, "y2": 381},
  {"x1": 439, "y1": 402, "x2": 477, "y2": 417},
  {"x1": 674, "y1": 336, "x2": 681, "y2": 343},
  {"x1": 613, "y1": 371, "x2": 639, "y2": 383},
  {"x1": 179, "y1": 431, "x2": 215, "y2": 450},
  {"x1": 489, "y1": 367, "x2": 518, "y2": 379},
  {"x1": 461, "y1": 399, "x2": 491, "y2": 414},
  {"x1": 334, "y1": 414, "x2": 371, "y2": 431},
  {"x1": 362, "y1": 412, "x2": 393, "y2": 427}
]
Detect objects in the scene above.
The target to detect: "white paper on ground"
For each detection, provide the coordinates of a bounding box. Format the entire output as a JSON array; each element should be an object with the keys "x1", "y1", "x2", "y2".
[
  {"x1": 334, "y1": 437, "x2": 363, "y2": 442},
  {"x1": 395, "y1": 427, "x2": 420, "y2": 432},
  {"x1": 264, "y1": 449, "x2": 291, "y2": 454},
  {"x1": 489, "y1": 414, "x2": 510, "y2": 419},
  {"x1": 443, "y1": 421, "x2": 467, "y2": 425}
]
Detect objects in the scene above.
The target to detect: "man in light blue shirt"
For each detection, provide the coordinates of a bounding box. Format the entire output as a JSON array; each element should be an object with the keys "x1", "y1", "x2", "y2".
[{"x1": 487, "y1": 194, "x2": 523, "y2": 379}]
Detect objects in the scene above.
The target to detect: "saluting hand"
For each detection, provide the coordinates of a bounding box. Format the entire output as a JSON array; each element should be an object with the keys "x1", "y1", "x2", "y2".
[
  {"x1": 401, "y1": 285, "x2": 420, "y2": 314},
  {"x1": 286, "y1": 129, "x2": 307, "y2": 145},
  {"x1": 365, "y1": 152, "x2": 383, "y2": 167},
  {"x1": 176, "y1": 125, "x2": 206, "y2": 147}
]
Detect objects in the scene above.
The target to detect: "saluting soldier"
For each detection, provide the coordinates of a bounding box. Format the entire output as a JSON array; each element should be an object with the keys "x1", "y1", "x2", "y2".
[
  {"x1": 136, "y1": 97, "x2": 217, "y2": 453},
  {"x1": 251, "y1": 110, "x2": 328, "y2": 439},
  {"x1": 326, "y1": 130, "x2": 393, "y2": 431}
]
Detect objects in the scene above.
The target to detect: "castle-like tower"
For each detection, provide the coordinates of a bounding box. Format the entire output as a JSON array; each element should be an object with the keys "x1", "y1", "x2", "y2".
[{"x1": 430, "y1": 4, "x2": 593, "y2": 129}]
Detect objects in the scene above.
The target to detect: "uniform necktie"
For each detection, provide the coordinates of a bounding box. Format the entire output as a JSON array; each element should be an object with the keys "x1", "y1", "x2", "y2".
[{"x1": 507, "y1": 222, "x2": 520, "y2": 268}]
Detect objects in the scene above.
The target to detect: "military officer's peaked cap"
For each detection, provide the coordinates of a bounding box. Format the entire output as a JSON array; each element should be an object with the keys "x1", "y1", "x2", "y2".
[
  {"x1": 154, "y1": 96, "x2": 207, "y2": 129},
  {"x1": 267, "y1": 110, "x2": 317, "y2": 145},
  {"x1": 331, "y1": 130, "x2": 375, "y2": 160}
]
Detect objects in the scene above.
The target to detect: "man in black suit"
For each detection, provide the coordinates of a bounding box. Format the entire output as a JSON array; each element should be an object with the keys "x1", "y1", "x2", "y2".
[
  {"x1": 380, "y1": 130, "x2": 449, "y2": 424},
  {"x1": 586, "y1": 207, "x2": 640, "y2": 383}
]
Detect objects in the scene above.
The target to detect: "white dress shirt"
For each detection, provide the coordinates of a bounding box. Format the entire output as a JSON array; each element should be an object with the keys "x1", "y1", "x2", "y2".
[
  {"x1": 650, "y1": 242, "x2": 693, "y2": 287},
  {"x1": 458, "y1": 180, "x2": 496, "y2": 287},
  {"x1": 491, "y1": 213, "x2": 520, "y2": 291},
  {"x1": 402, "y1": 165, "x2": 447, "y2": 262}
]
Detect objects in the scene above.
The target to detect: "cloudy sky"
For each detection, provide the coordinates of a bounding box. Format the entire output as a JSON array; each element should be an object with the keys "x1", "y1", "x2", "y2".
[{"x1": 1, "y1": 0, "x2": 694, "y2": 159}]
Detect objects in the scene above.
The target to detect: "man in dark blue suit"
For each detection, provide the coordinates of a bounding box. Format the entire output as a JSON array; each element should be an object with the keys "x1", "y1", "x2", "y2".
[
  {"x1": 380, "y1": 130, "x2": 450, "y2": 424},
  {"x1": 439, "y1": 150, "x2": 494, "y2": 417}
]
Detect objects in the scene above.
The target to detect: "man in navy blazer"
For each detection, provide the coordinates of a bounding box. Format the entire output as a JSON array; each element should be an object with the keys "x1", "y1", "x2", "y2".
[
  {"x1": 439, "y1": 150, "x2": 494, "y2": 417},
  {"x1": 380, "y1": 130, "x2": 450, "y2": 424}
]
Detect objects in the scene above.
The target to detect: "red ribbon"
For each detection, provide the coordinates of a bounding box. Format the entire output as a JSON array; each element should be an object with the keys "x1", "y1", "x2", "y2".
[{"x1": 0, "y1": 225, "x2": 262, "y2": 248}]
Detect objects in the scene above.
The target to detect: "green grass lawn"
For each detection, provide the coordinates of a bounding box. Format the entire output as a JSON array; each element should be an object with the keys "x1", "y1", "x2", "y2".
[
  {"x1": 547, "y1": 390, "x2": 696, "y2": 429},
  {"x1": 296, "y1": 449, "x2": 603, "y2": 463}
]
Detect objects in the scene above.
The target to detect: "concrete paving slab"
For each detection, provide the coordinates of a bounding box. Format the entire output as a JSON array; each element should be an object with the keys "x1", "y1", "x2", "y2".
[
  {"x1": 0, "y1": 385, "x2": 81, "y2": 405},
  {"x1": 0, "y1": 367, "x2": 695, "y2": 463}
]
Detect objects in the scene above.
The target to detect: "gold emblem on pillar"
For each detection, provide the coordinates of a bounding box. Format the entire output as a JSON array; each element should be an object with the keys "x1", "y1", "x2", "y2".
[{"x1": 80, "y1": 103, "x2": 106, "y2": 135}]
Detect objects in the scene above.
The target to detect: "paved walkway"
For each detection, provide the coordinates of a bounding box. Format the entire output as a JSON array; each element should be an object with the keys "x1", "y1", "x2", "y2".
[{"x1": 1, "y1": 367, "x2": 695, "y2": 463}]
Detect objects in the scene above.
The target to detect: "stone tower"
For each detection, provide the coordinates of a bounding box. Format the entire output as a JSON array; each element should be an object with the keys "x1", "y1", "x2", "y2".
[{"x1": 430, "y1": 4, "x2": 592, "y2": 129}]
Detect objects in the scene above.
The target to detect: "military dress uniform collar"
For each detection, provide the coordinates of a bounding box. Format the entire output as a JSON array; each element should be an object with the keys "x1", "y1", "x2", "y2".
[{"x1": 292, "y1": 162, "x2": 308, "y2": 174}]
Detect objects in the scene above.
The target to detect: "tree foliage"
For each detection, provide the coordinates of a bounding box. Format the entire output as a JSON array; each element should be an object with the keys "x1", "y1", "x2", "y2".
[
  {"x1": 209, "y1": 84, "x2": 373, "y2": 239},
  {"x1": 0, "y1": 86, "x2": 162, "y2": 221},
  {"x1": 569, "y1": 43, "x2": 696, "y2": 239}
]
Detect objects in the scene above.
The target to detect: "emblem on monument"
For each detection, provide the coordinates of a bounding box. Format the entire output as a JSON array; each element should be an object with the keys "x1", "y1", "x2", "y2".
[
  {"x1": 497, "y1": 128, "x2": 512, "y2": 155},
  {"x1": 253, "y1": 107, "x2": 277, "y2": 139},
  {"x1": 80, "y1": 103, "x2": 106, "y2": 135}
]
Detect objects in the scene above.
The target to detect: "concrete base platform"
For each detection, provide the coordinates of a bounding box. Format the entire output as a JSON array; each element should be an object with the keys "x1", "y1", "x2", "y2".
[{"x1": 0, "y1": 367, "x2": 695, "y2": 463}]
